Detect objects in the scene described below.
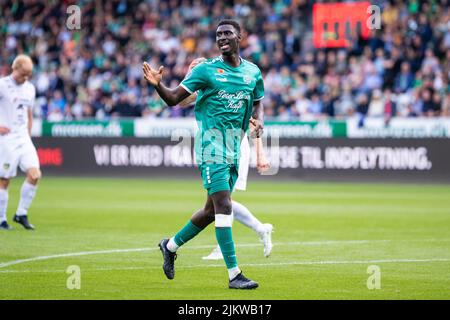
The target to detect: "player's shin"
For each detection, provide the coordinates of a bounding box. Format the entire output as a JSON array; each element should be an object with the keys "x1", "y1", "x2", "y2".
[
  {"x1": 0, "y1": 189, "x2": 8, "y2": 222},
  {"x1": 215, "y1": 214, "x2": 241, "y2": 280},
  {"x1": 167, "y1": 220, "x2": 203, "y2": 252},
  {"x1": 16, "y1": 181, "x2": 37, "y2": 216}
]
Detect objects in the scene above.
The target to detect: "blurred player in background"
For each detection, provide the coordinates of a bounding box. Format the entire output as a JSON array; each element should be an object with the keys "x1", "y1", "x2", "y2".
[
  {"x1": 0, "y1": 55, "x2": 41, "y2": 230},
  {"x1": 143, "y1": 20, "x2": 265, "y2": 289},
  {"x1": 180, "y1": 58, "x2": 274, "y2": 260}
]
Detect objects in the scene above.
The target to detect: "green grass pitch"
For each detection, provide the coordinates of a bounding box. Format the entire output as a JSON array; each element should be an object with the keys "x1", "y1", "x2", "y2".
[{"x1": 0, "y1": 177, "x2": 449, "y2": 299}]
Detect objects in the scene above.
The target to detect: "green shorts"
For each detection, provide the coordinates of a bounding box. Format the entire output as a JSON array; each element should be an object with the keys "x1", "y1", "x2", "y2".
[{"x1": 199, "y1": 163, "x2": 239, "y2": 195}]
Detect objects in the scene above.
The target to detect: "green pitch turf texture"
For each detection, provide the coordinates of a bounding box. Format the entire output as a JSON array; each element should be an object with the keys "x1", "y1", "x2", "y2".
[{"x1": 0, "y1": 177, "x2": 449, "y2": 300}]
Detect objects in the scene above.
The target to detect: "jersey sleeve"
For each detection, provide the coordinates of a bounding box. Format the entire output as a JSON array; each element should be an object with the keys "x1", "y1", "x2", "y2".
[
  {"x1": 180, "y1": 63, "x2": 209, "y2": 94},
  {"x1": 253, "y1": 69, "x2": 264, "y2": 101}
]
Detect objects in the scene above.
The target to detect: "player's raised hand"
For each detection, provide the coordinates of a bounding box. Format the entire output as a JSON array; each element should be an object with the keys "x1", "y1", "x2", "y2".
[
  {"x1": 143, "y1": 62, "x2": 164, "y2": 87},
  {"x1": 0, "y1": 126, "x2": 10, "y2": 135}
]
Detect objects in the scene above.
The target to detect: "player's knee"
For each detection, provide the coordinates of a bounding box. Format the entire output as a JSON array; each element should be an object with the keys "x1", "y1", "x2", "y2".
[
  {"x1": 204, "y1": 202, "x2": 215, "y2": 217},
  {"x1": 27, "y1": 168, "x2": 42, "y2": 184},
  {"x1": 215, "y1": 198, "x2": 232, "y2": 215}
]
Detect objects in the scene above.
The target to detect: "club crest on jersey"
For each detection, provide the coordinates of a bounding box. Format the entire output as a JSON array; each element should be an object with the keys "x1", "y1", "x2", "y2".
[
  {"x1": 243, "y1": 75, "x2": 252, "y2": 84},
  {"x1": 3, "y1": 163, "x2": 10, "y2": 171}
]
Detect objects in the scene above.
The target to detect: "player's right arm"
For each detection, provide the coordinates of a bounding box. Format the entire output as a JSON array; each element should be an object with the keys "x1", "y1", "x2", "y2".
[
  {"x1": 179, "y1": 92, "x2": 198, "y2": 108},
  {"x1": 143, "y1": 58, "x2": 208, "y2": 107},
  {"x1": 142, "y1": 62, "x2": 190, "y2": 106},
  {"x1": 0, "y1": 83, "x2": 10, "y2": 135},
  {"x1": 178, "y1": 58, "x2": 206, "y2": 108}
]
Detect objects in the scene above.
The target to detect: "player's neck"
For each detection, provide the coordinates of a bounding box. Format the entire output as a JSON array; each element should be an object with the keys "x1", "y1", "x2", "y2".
[{"x1": 221, "y1": 54, "x2": 241, "y2": 68}]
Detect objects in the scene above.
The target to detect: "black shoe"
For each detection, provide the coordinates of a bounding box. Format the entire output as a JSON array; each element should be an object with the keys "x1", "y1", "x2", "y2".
[
  {"x1": 13, "y1": 215, "x2": 35, "y2": 230},
  {"x1": 229, "y1": 272, "x2": 259, "y2": 289},
  {"x1": 0, "y1": 221, "x2": 12, "y2": 230},
  {"x1": 158, "y1": 239, "x2": 177, "y2": 280}
]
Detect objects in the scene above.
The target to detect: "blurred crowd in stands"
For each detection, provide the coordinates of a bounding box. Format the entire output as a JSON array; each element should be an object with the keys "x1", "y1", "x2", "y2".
[{"x1": 0, "y1": 0, "x2": 449, "y2": 122}]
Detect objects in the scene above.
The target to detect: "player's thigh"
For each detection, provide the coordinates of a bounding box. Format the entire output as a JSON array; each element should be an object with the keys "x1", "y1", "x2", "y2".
[
  {"x1": 200, "y1": 163, "x2": 232, "y2": 195},
  {"x1": 18, "y1": 141, "x2": 41, "y2": 179},
  {"x1": 0, "y1": 140, "x2": 20, "y2": 179},
  {"x1": 204, "y1": 195, "x2": 215, "y2": 216},
  {"x1": 210, "y1": 190, "x2": 232, "y2": 215}
]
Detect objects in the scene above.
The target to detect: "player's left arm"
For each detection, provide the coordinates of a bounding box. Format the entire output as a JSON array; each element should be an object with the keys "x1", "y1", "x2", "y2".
[
  {"x1": 250, "y1": 100, "x2": 264, "y2": 137},
  {"x1": 249, "y1": 117, "x2": 270, "y2": 174},
  {"x1": 250, "y1": 68, "x2": 265, "y2": 138},
  {"x1": 27, "y1": 107, "x2": 32, "y2": 136},
  {"x1": 28, "y1": 87, "x2": 36, "y2": 136}
]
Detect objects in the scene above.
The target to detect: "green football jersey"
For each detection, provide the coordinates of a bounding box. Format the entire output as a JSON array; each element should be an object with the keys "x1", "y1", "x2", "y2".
[{"x1": 181, "y1": 56, "x2": 264, "y2": 165}]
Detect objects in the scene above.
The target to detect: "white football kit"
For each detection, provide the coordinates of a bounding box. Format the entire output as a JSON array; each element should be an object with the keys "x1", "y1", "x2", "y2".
[
  {"x1": 0, "y1": 75, "x2": 39, "y2": 179},
  {"x1": 235, "y1": 132, "x2": 250, "y2": 191}
]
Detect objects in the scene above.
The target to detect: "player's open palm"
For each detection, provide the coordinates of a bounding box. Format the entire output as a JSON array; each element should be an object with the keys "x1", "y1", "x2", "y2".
[{"x1": 143, "y1": 62, "x2": 163, "y2": 87}]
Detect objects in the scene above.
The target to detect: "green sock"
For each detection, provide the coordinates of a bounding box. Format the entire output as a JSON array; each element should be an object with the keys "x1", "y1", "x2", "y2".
[
  {"x1": 215, "y1": 227, "x2": 238, "y2": 269},
  {"x1": 173, "y1": 220, "x2": 203, "y2": 246}
]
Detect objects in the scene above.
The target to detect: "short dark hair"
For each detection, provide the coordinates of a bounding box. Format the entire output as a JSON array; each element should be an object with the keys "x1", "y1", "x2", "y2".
[{"x1": 217, "y1": 19, "x2": 241, "y2": 35}]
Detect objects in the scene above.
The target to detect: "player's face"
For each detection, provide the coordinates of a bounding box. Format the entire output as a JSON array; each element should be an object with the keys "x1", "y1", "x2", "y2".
[
  {"x1": 216, "y1": 25, "x2": 240, "y2": 55},
  {"x1": 13, "y1": 64, "x2": 33, "y2": 84}
]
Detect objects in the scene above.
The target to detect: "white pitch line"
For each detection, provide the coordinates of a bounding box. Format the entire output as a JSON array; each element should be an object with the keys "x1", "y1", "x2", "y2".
[
  {"x1": 0, "y1": 248, "x2": 153, "y2": 269},
  {"x1": 0, "y1": 240, "x2": 380, "y2": 269},
  {"x1": 0, "y1": 239, "x2": 448, "y2": 270},
  {"x1": 1, "y1": 258, "x2": 449, "y2": 274}
]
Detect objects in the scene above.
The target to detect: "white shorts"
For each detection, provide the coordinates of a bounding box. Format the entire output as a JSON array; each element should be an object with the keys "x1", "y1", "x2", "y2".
[
  {"x1": 235, "y1": 133, "x2": 250, "y2": 191},
  {"x1": 0, "y1": 137, "x2": 40, "y2": 179}
]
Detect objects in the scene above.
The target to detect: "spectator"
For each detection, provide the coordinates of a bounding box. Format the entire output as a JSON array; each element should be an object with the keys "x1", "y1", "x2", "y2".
[
  {"x1": 356, "y1": 93, "x2": 370, "y2": 128},
  {"x1": 0, "y1": 0, "x2": 447, "y2": 121},
  {"x1": 394, "y1": 62, "x2": 415, "y2": 93}
]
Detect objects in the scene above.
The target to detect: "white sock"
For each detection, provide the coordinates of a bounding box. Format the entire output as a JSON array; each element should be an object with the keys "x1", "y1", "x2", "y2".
[
  {"x1": 228, "y1": 266, "x2": 241, "y2": 281},
  {"x1": 16, "y1": 181, "x2": 37, "y2": 217},
  {"x1": 232, "y1": 200, "x2": 265, "y2": 234},
  {"x1": 0, "y1": 189, "x2": 8, "y2": 222},
  {"x1": 166, "y1": 237, "x2": 179, "y2": 253}
]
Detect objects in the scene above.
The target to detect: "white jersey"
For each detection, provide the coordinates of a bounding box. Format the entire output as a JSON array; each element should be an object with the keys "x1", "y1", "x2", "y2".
[
  {"x1": 0, "y1": 75, "x2": 36, "y2": 141},
  {"x1": 0, "y1": 75, "x2": 39, "y2": 178}
]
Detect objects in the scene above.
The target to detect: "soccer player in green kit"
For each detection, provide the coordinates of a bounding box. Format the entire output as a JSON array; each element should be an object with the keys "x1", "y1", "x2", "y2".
[{"x1": 143, "y1": 20, "x2": 264, "y2": 289}]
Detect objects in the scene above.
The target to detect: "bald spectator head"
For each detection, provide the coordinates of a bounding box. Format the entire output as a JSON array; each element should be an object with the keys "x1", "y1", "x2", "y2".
[{"x1": 11, "y1": 54, "x2": 33, "y2": 84}]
